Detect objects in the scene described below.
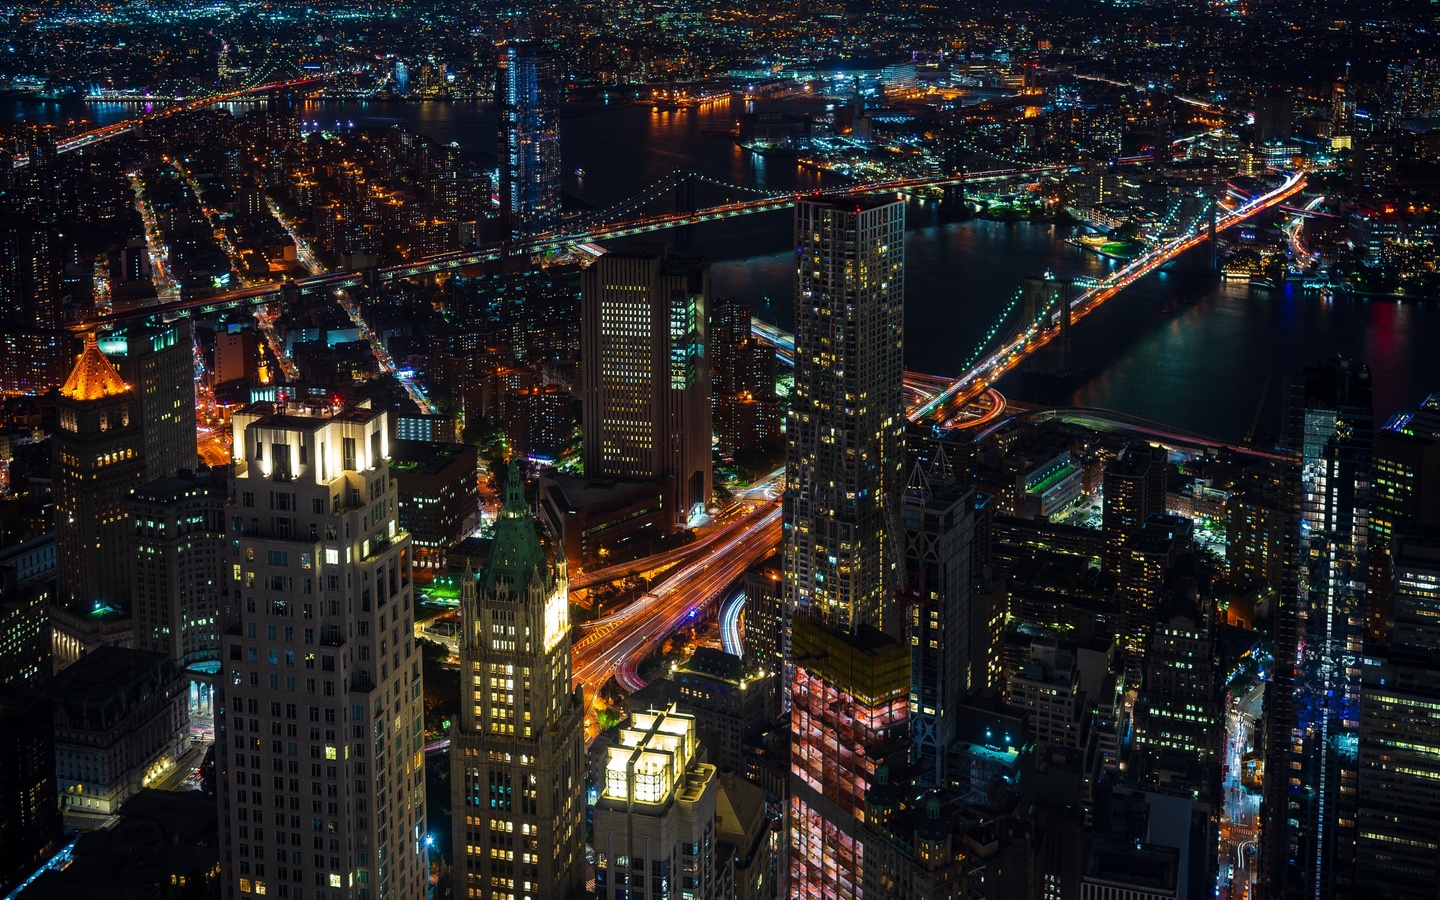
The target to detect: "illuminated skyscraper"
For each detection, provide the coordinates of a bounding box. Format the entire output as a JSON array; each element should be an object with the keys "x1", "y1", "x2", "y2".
[
  {"x1": 450, "y1": 464, "x2": 585, "y2": 900},
  {"x1": 54, "y1": 335, "x2": 144, "y2": 610},
  {"x1": 216, "y1": 401, "x2": 428, "y2": 900},
  {"x1": 1264, "y1": 356, "x2": 1372, "y2": 900},
  {"x1": 580, "y1": 244, "x2": 712, "y2": 524},
  {"x1": 496, "y1": 41, "x2": 561, "y2": 241},
  {"x1": 783, "y1": 197, "x2": 905, "y2": 644}
]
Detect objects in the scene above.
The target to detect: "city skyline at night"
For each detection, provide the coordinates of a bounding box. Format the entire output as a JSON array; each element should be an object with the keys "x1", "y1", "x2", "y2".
[{"x1": 2, "y1": 3, "x2": 1440, "y2": 900}]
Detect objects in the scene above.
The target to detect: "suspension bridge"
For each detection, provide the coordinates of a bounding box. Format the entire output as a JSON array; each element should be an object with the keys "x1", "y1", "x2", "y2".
[
  {"x1": 11, "y1": 77, "x2": 323, "y2": 168},
  {"x1": 74, "y1": 160, "x2": 1136, "y2": 330}
]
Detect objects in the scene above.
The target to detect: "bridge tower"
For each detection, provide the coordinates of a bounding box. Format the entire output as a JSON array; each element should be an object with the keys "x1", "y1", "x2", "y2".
[
  {"x1": 1207, "y1": 196, "x2": 1218, "y2": 271},
  {"x1": 1018, "y1": 275, "x2": 1073, "y2": 379},
  {"x1": 673, "y1": 170, "x2": 697, "y2": 250}
]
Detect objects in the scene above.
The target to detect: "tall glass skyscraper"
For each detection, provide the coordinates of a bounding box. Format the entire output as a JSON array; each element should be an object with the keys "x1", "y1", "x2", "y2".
[
  {"x1": 1264, "y1": 357, "x2": 1372, "y2": 900},
  {"x1": 496, "y1": 41, "x2": 561, "y2": 242}
]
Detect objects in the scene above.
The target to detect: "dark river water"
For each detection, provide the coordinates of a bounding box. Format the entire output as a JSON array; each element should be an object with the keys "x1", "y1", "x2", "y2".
[{"x1": 13, "y1": 95, "x2": 1440, "y2": 440}]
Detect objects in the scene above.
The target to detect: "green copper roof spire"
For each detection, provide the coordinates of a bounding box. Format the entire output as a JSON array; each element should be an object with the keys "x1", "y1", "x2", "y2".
[{"x1": 481, "y1": 461, "x2": 548, "y2": 594}]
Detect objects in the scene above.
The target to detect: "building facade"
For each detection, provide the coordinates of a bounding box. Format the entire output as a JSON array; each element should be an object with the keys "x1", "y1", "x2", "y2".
[
  {"x1": 580, "y1": 244, "x2": 712, "y2": 524},
  {"x1": 789, "y1": 619, "x2": 909, "y2": 899},
  {"x1": 1264, "y1": 356, "x2": 1372, "y2": 900},
  {"x1": 783, "y1": 197, "x2": 906, "y2": 648},
  {"x1": 450, "y1": 463, "x2": 586, "y2": 900},
  {"x1": 216, "y1": 401, "x2": 429, "y2": 900},
  {"x1": 127, "y1": 472, "x2": 226, "y2": 670},
  {"x1": 902, "y1": 449, "x2": 976, "y2": 784},
  {"x1": 46, "y1": 646, "x2": 188, "y2": 819},
  {"x1": 593, "y1": 706, "x2": 720, "y2": 900},
  {"x1": 496, "y1": 41, "x2": 561, "y2": 242}
]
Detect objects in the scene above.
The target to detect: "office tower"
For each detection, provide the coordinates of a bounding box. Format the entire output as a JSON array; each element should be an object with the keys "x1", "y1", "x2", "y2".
[
  {"x1": 127, "y1": 472, "x2": 226, "y2": 723},
  {"x1": 1132, "y1": 583, "x2": 1220, "y2": 765},
  {"x1": 789, "y1": 618, "x2": 909, "y2": 899},
  {"x1": 1117, "y1": 514, "x2": 1193, "y2": 670},
  {"x1": 1101, "y1": 444, "x2": 1167, "y2": 574},
  {"x1": 496, "y1": 41, "x2": 561, "y2": 241},
  {"x1": 1356, "y1": 525, "x2": 1440, "y2": 897},
  {"x1": 389, "y1": 442, "x2": 477, "y2": 570},
  {"x1": 1263, "y1": 356, "x2": 1372, "y2": 900},
  {"x1": 580, "y1": 244, "x2": 712, "y2": 524},
  {"x1": 1253, "y1": 91, "x2": 1294, "y2": 144},
  {"x1": 1355, "y1": 648, "x2": 1440, "y2": 899},
  {"x1": 0, "y1": 692, "x2": 61, "y2": 894},
  {"x1": 1390, "y1": 526, "x2": 1440, "y2": 649},
  {"x1": 103, "y1": 319, "x2": 198, "y2": 481},
  {"x1": 593, "y1": 706, "x2": 720, "y2": 900},
  {"x1": 784, "y1": 196, "x2": 905, "y2": 642},
  {"x1": 0, "y1": 567, "x2": 50, "y2": 689},
  {"x1": 54, "y1": 335, "x2": 145, "y2": 610},
  {"x1": 901, "y1": 448, "x2": 976, "y2": 784},
  {"x1": 1368, "y1": 396, "x2": 1440, "y2": 643},
  {"x1": 1010, "y1": 636, "x2": 1088, "y2": 754},
  {"x1": 1225, "y1": 460, "x2": 1294, "y2": 594},
  {"x1": 450, "y1": 464, "x2": 585, "y2": 900},
  {"x1": 216, "y1": 401, "x2": 428, "y2": 900},
  {"x1": 0, "y1": 224, "x2": 77, "y2": 395},
  {"x1": 128, "y1": 473, "x2": 225, "y2": 669},
  {"x1": 46, "y1": 646, "x2": 188, "y2": 820}
]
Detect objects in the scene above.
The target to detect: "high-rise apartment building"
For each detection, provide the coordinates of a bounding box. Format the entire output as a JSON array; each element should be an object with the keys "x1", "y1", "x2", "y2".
[
  {"x1": 216, "y1": 401, "x2": 428, "y2": 900},
  {"x1": 54, "y1": 335, "x2": 145, "y2": 609},
  {"x1": 593, "y1": 706, "x2": 720, "y2": 900},
  {"x1": 1101, "y1": 444, "x2": 1168, "y2": 574},
  {"x1": 496, "y1": 41, "x2": 561, "y2": 241},
  {"x1": 789, "y1": 619, "x2": 909, "y2": 899},
  {"x1": 450, "y1": 465, "x2": 585, "y2": 900},
  {"x1": 902, "y1": 448, "x2": 976, "y2": 784},
  {"x1": 1264, "y1": 356, "x2": 1372, "y2": 900},
  {"x1": 580, "y1": 244, "x2": 712, "y2": 524},
  {"x1": 783, "y1": 196, "x2": 905, "y2": 643}
]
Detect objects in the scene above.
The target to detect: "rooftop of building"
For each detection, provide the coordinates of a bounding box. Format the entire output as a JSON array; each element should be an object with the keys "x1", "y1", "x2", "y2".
[
  {"x1": 44, "y1": 645, "x2": 175, "y2": 707},
  {"x1": 23, "y1": 789, "x2": 218, "y2": 900},
  {"x1": 130, "y1": 471, "x2": 221, "y2": 504},
  {"x1": 1083, "y1": 840, "x2": 1179, "y2": 891},
  {"x1": 238, "y1": 398, "x2": 384, "y2": 431},
  {"x1": 390, "y1": 440, "x2": 475, "y2": 477},
  {"x1": 59, "y1": 335, "x2": 130, "y2": 402},
  {"x1": 675, "y1": 647, "x2": 750, "y2": 686}
]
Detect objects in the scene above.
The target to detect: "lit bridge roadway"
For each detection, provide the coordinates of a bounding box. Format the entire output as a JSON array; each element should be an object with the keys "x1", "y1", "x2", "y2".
[
  {"x1": 12, "y1": 77, "x2": 324, "y2": 169},
  {"x1": 911, "y1": 170, "x2": 1308, "y2": 423},
  {"x1": 71, "y1": 161, "x2": 1142, "y2": 331}
]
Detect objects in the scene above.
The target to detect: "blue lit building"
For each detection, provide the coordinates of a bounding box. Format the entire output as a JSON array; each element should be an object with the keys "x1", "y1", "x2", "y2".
[
  {"x1": 1264, "y1": 356, "x2": 1372, "y2": 900},
  {"x1": 496, "y1": 41, "x2": 561, "y2": 242}
]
